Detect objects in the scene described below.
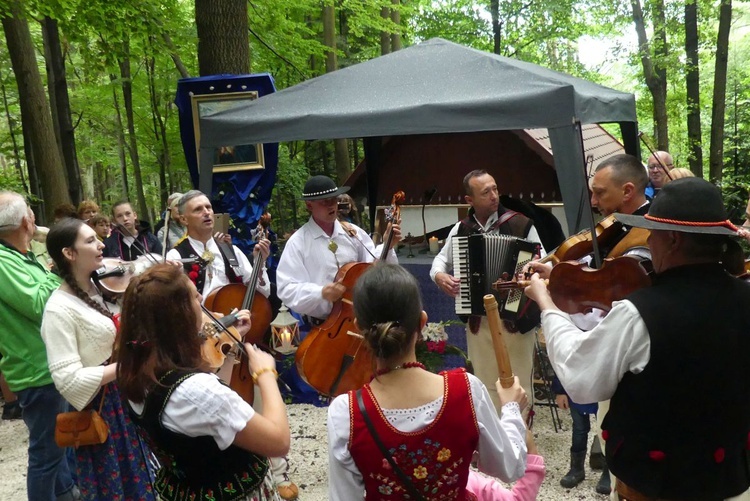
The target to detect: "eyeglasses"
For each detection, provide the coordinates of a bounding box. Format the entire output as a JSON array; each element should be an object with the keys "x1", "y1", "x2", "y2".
[{"x1": 648, "y1": 164, "x2": 673, "y2": 170}]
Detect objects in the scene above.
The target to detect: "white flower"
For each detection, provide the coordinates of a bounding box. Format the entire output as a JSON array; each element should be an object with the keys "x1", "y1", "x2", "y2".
[{"x1": 421, "y1": 322, "x2": 449, "y2": 342}]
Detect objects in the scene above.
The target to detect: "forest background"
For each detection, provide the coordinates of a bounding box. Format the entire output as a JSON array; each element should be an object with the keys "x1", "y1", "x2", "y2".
[{"x1": 0, "y1": 0, "x2": 748, "y2": 234}]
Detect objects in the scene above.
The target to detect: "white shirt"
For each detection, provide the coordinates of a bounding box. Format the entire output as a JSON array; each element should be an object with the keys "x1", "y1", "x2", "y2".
[
  {"x1": 167, "y1": 236, "x2": 270, "y2": 299},
  {"x1": 326, "y1": 373, "x2": 526, "y2": 501},
  {"x1": 542, "y1": 300, "x2": 651, "y2": 404},
  {"x1": 276, "y1": 217, "x2": 397, "y2": 319},
  {"x1": 430, "y1": 213, "x2": 545, "y2": 282},
  {"x1": 129, "y1": 372, "x2": 254, "y2": 451}
]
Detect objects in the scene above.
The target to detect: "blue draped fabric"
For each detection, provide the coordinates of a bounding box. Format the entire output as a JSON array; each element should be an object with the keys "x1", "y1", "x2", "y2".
[{"x1": 175, "y1": 74, "x2": 279, "y2": 257}]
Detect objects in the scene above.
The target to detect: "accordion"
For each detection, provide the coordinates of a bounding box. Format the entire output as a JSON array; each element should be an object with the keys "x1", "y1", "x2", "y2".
[{"x1": 452, "y1": 234, "x2": 539, "y2": 317}]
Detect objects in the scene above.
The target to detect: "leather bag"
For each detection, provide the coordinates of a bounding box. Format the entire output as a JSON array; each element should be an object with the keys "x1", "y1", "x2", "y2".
[{"x1": 55, "y1": 386, "x2": 109, "y2": 448}]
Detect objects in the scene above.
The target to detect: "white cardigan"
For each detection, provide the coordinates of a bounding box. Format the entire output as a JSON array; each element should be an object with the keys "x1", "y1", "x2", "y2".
[{"x1": 41, "y1": 288, "x2": 117, "y2": 410}]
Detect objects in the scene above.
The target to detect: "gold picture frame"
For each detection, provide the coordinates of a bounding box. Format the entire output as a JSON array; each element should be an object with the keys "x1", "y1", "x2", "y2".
[{"x1": 191, "y1": 91, "x2": 265, "y2": 173}]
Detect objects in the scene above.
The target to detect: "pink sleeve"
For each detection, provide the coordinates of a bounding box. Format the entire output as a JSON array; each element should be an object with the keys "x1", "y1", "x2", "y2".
[{"x1": 465, "y1": 454, "x2": 546, "y2": 501}]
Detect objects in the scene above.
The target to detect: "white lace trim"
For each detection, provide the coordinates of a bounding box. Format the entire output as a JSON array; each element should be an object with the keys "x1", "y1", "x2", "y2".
[{"x1": 380, "y1": 396, "x2": 445, "y2": 428}]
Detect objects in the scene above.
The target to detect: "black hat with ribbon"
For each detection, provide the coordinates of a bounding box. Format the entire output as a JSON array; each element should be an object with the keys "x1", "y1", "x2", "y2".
[
  {"x1": 301, "y1": 175, "x2": 350, "y2": 200},
  {"x1": 615, "y1": 177, "x2": 738, "y2": 236}
]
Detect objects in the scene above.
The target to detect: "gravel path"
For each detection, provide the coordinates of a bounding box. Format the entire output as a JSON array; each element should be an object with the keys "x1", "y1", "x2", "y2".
[{"x1": 0, "y1": 400, "x2": 610, "y2": 500}]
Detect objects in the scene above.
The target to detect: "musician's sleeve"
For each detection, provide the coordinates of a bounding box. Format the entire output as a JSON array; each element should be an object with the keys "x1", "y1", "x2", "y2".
[
  {"x1": 429, "y1": 222, "x2": 459, "y2": 282},
  {"x1": 542, "y1": 300, "x2": 651, "y2": 404},
  {"x1": 276, "y1": 234, "x2": 329, "y2": 319},
  {"x1": 327, "y1": 394, "x2": 365, "y2": 500},
  {"x1": 526, "y1": 225, "x2": 547, "y2": 258}
]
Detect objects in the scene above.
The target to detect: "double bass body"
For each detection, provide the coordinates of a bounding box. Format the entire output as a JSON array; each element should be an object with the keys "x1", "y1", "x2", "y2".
[{"x1": 295, "y1": 262, "x2": 374, "y2": 397}]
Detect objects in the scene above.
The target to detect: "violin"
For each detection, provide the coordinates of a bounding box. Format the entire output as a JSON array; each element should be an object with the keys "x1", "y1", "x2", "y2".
[
  {"x1": 295, "y1": 191, "x2": 405, "y2": 397},
  {"x1": 94, "y1": 253, "x2": 206, "y2": 295},
  {"x1": 540, "y1": 215, "x2": 623, "y2": 266},
  {"x1": 493, "y1": 257, "x2": 652, "y2": 315},
  {"x1": 199, "y1": 310, "x2": 244, "y2": 369}
]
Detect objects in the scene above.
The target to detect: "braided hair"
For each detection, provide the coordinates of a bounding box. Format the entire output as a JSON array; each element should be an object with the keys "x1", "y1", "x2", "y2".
[
  {"x1": 353, "y1": 264, "x2": 423, "y2": 363},
  {"x1": 47, "y1": 218, "x2": 113, "y2": 319}
]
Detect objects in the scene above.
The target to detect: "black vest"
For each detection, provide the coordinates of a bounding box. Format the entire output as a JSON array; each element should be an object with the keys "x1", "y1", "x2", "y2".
[
  {"x1": 129, "y1": 371, "x2": 269, "y2": 501},
  {"x1": 456, "y1": 205, "x2": 539, "y2": 333},
  {"x1": 603, "y1": 264, "x2": 750, "y2": 500}
]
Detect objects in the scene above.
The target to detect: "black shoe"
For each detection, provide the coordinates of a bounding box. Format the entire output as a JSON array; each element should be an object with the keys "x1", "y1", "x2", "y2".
[
  {"x1": 560, "y1": 450, "x2": 586, "y2": 488},
  {"x1": 1, "y1": 401, "x2": 22, "y2": 420},
  {"x1": 595, "y1": 463, "x2": 611, "y2": 495},
  {"x1": 589, "y1": 439, "x2": 605, "y2": 470}
]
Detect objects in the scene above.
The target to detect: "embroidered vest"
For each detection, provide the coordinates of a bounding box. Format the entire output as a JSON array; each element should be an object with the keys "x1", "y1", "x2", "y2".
[
  {"x1": 603, "y1": 264, "x2": 750, "y2": 500},
  {"x1": 173, "y1": 239, "x2": 241, "y2": 294},
  {"x1": 348, "y1": 369, "x2": 479, "y2": 501},
  {"x1": 129, "y1": 370, "x2": 269, "y2": 501}
]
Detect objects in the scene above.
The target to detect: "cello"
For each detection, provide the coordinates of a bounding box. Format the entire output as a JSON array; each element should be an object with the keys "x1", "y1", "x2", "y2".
[
  {"x1": 295, "y1": 191, "x2": 405, "y2": 397},
  {"x1": 203, "y1": 213, "x2": 274, "y2": 406}
]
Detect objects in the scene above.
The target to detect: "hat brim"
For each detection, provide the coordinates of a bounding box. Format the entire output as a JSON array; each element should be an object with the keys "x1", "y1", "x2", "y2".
[
  {"x1": 300, "y1": 186, "x2": 350, "y2": 201},
  {"x1": 614, "y1": 213, "x2": 738, "y2": 236}
]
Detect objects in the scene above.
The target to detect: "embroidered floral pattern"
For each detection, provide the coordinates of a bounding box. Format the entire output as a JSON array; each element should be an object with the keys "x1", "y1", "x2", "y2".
[
  {"x1": 413, "y1": 465, "x2": 428, "y2": 479},
  {"x1": 368, "y1": 437, "x2": 466, "y2": 500}
]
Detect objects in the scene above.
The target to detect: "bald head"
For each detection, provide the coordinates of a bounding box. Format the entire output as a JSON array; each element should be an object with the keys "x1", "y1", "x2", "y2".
[{"x1": 647, "y1": 151, "x2": 674, "y2": 189}]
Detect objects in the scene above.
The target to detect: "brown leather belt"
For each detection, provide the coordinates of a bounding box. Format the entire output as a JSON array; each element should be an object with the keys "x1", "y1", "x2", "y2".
[{"x1": 616, "y1": 479, "x2": 688, "y2": 501}]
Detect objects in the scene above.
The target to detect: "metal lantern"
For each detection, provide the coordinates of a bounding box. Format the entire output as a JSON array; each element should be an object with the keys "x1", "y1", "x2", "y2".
[{"x1": 270, "y1": 304, "x2": 299, "y2": 355}]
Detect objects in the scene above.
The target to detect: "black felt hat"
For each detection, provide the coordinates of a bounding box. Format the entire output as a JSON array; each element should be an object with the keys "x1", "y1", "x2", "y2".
[
  {"x1": 615, "y1": 177, "x2": 739, "y2": 236},
  {"x1": 301, "y1": 175, "x2": 350, "y2": 200}
]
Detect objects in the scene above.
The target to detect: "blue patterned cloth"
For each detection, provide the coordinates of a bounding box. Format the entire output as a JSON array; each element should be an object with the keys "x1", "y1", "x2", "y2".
[{"x1": 75, "y1": 382, "x2": 156, "y2": 501}]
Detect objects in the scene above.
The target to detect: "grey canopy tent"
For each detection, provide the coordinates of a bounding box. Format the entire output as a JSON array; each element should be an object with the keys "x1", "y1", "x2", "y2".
[{"x1": 198, "y1": 37, "x2": 639, "y2": 236}]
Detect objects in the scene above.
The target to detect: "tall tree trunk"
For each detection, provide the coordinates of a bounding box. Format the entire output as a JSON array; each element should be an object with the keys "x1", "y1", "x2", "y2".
[
  {"x1": 109, "y1": 75, "x2": 129, "y2": 197},
  {"x1": 146, "y1": 50, "x2": 171, "y2": 211},
  {"x1": 323, "y1": 1, "x2": 350, "y2": 183},
  {"x1": 195, "y1": 0, "x2": 249, "y2": 75},
  {"x1": 42, "y1": 16, "x2": 82, "y2": 205},
  {"x1": 2, "y1": 1, "x2": 70, "y2": 222},
  {"x1": 684, "y1": 0, "x2": 703, "y2": 177},
  {"x1": 22, "y1": 121, "x2": 43, "y2": 217},
  {"x1": 709, "y1": 0, "x2": 732, "y2": 182},
  {"x1": 631, "y1": 0, "x2": 669, "y2": 150},
  {"x1": 491, "y1": 0, "x2": 501, "y2": 55},
  {"x1": 118, "y1": 47, "x2": 149, "y2": 223},
  {"x1": 390, "y1": 0, "x2": 401, "y2": 51},
  {"x1": 380, "y1": 7, "x2": 390, "y2": 55},
  {"x1": 0, "y1": 69, "x2": 27, "y2": 192}
]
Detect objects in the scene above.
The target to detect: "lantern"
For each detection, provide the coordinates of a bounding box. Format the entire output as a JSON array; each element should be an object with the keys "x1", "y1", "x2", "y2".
[{"x1": 271, "y1": 304, "x2": 299, "y2": 355}]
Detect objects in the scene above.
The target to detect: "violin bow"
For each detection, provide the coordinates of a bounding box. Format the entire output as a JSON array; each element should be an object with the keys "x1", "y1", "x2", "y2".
[
  {"x1": 161, "y1": 204, "x2": 171, "y2": 261},
  {"x1": 638, "y1": 131, "x2": 673, "y2": 182}
]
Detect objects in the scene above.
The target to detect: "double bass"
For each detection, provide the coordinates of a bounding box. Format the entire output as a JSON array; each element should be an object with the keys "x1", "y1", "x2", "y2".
[
  {"x1": 203, "y1": 213, "x2": 274, "y2": 405},
  {"x1": 295, "y1": 191, "x2": 405, "y2": 397},
  {"x1": 204, "y1": 213, "x2": 274, "y2": 345}
]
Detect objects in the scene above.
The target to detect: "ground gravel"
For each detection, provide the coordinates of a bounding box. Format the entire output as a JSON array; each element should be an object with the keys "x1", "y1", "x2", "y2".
[{"x1": 0, "y1": 400, "x2": 610, "y2": 500}]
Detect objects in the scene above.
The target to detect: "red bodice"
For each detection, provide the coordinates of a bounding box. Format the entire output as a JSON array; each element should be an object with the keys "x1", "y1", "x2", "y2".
[{"x1": 348, "y1": 369, "x2": 480, "y2": 501}]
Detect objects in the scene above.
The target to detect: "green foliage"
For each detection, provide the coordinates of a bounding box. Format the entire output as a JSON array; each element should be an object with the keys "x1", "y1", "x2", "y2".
[{"x1": 2, "y1": 0, "x2": 750, "y2": 225}]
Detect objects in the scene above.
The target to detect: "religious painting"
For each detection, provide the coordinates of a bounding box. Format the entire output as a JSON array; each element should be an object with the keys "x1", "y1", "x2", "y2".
[{"x1": 191, "y1": 91, "x2": 265, "y2": 173}]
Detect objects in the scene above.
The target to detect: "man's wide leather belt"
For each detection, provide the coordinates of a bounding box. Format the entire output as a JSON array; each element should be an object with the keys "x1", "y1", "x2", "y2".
[{"x1": 616, "y1": 479, "x2": 688, "y2": 501}]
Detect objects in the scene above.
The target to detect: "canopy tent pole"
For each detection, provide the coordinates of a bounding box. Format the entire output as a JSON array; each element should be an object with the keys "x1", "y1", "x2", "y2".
[{"x1": 363, "y1": 137, "x2": 383, "y2": 235}]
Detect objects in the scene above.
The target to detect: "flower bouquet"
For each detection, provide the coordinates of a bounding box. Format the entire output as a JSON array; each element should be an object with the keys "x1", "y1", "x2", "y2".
[{"x1": 416, "y1": 320, "x2": 472, "y2": 374}]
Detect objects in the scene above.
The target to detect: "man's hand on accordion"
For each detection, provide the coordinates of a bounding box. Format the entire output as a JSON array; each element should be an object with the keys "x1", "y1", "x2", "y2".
[{"x1": 435, "y1": 272, "x2": 461, "y2": 298}]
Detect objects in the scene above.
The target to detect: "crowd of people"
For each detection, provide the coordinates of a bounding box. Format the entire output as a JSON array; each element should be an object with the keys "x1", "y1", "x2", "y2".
[{"x1": 1, "y1": 150, "x2": 749, "y2": 501}]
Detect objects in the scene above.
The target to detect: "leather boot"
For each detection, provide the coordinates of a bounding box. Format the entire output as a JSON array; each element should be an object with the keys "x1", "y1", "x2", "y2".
[
  {"x1": 589, "y1": 438, "x2": 605, "y2": 470},
  {"x1": 560, "y1": 450, "x2": 586, "y2": 488},
  {"x1": 596, "y1": 461, "x2": 611, "y2": 495}
]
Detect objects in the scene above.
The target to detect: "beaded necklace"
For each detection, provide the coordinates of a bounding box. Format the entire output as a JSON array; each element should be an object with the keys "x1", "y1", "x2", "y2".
[{"x1": 371, "y1": 361, "x2": 426, "y2": 381}]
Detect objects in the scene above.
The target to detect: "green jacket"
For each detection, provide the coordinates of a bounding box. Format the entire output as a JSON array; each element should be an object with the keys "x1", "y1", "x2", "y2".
[{"x1": 0, "y1": 241, "x2": 61, "y2": 392}]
